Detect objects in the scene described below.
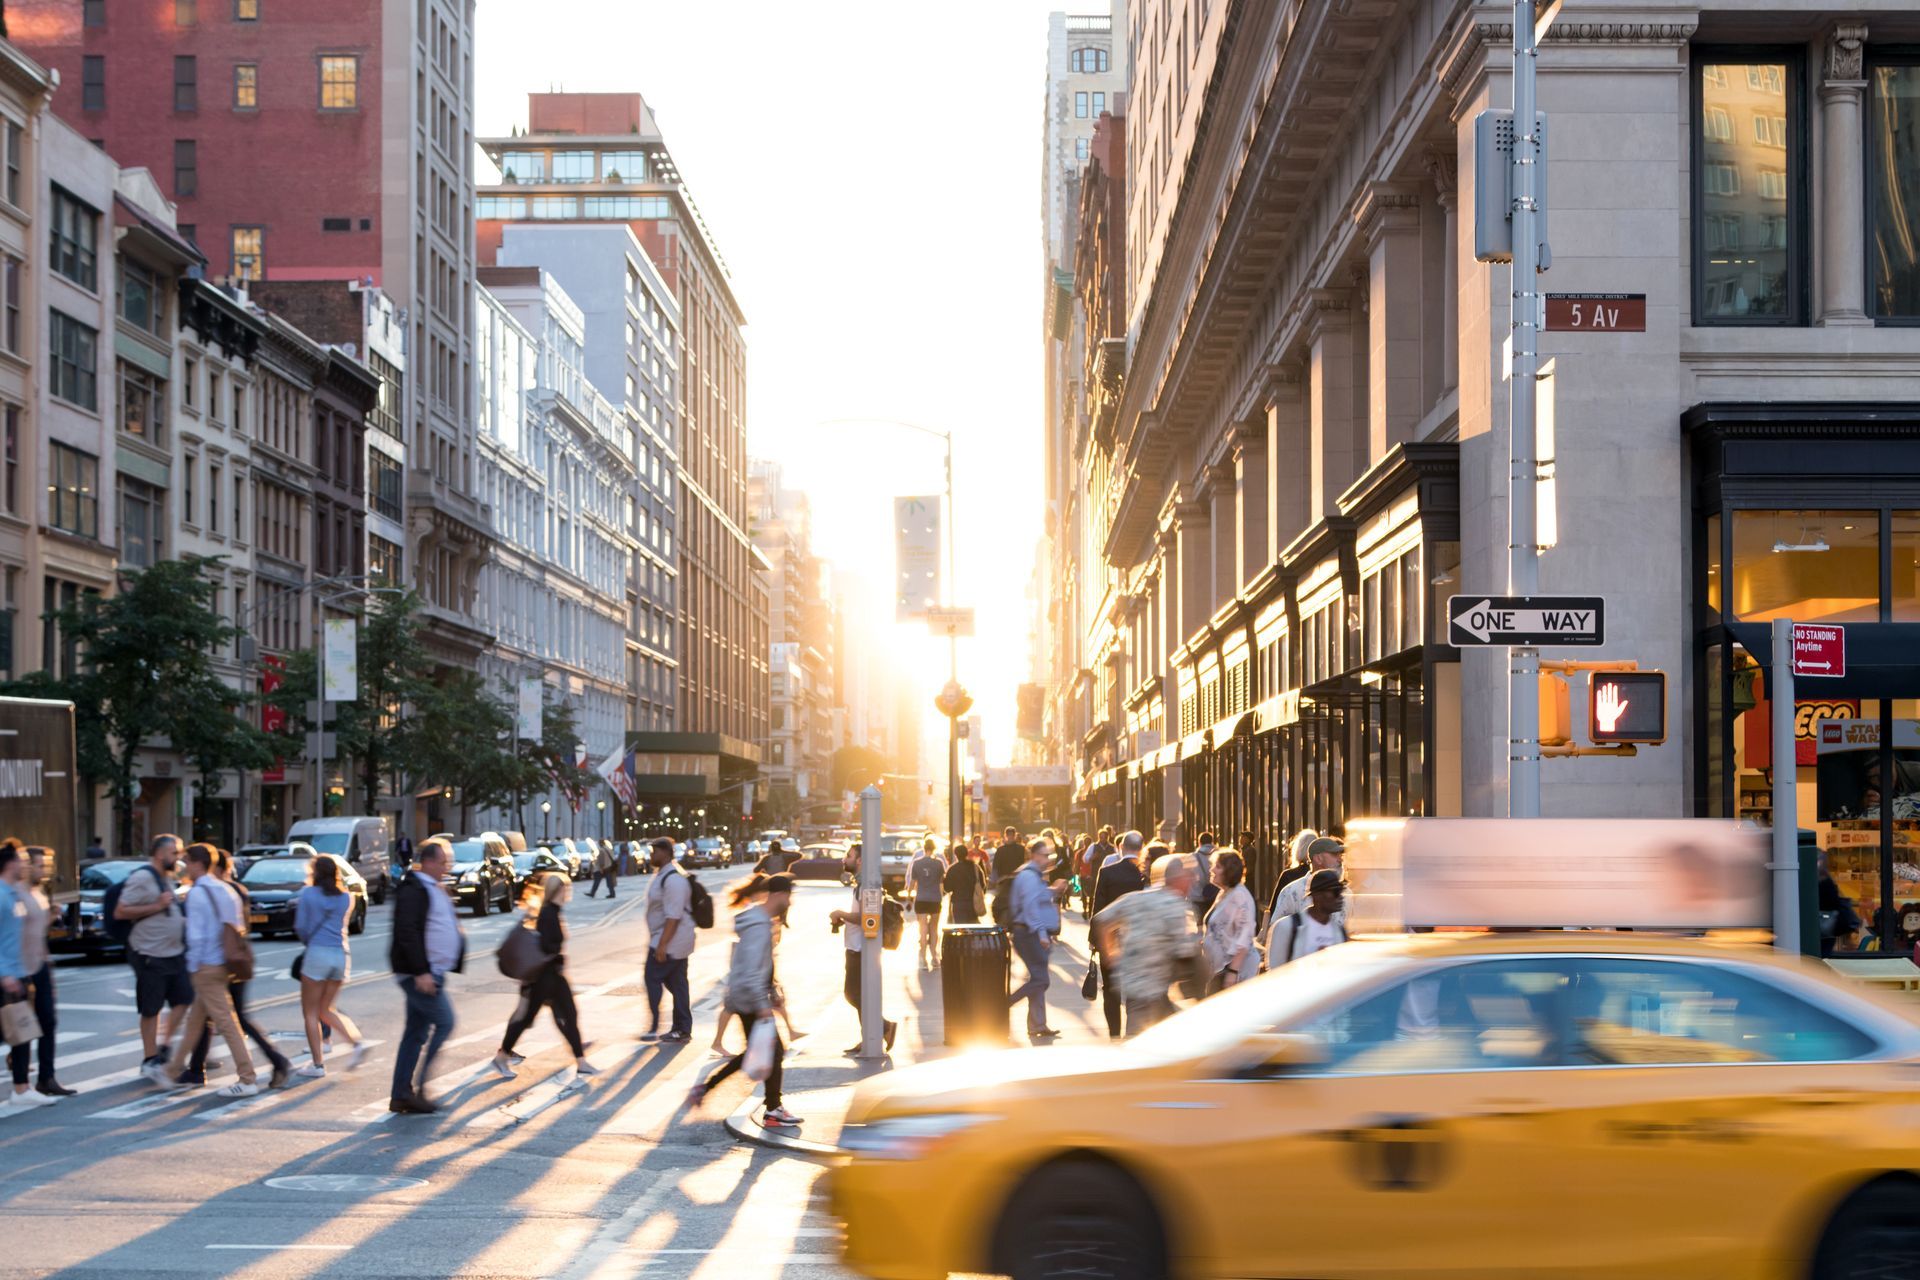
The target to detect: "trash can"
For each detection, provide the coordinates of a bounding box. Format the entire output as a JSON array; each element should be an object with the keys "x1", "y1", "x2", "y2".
[{"x1": 941, "y1": 924, "x2": 1010, "y2": 1046}]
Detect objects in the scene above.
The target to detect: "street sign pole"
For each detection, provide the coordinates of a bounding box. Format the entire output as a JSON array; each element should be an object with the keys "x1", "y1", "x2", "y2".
[
  {"x1": 1509, "y1": 0, "x2": 1546, "y2": 818},
  {"x1": 1770, "y1": 619, "x2": 1800, "y2": 954},
  {"x1": 858, "y1": 784, "x2": 884, "y2": 1058}
]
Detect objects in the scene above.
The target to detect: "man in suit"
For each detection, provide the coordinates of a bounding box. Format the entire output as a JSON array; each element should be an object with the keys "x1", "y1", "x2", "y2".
[
  {"x1": 1089, "y1": 830, "x2": 1148, "y2": 1038},
  {"x1": 389, "y1": 838, "x2": 466, "y2": 1114}
]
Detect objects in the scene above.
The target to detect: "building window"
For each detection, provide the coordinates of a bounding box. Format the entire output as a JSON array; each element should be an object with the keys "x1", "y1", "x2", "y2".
[
  {"x1": 497, "y1": 150, "x2": 544, "y2": 183},
  {"x1": 1075, "y1": 90, "x2": 1089, "y2": 118},
  {"x1": 369, "y1": 534, "x2": 401, "y2": 585},
  {"x1": 175, "y1": 0, "x2": 196, "y2": 24},
  {"x1": 1692, "y1": 50, "x2": 1805, "y2": 325},
  {"x1": 49, "y1": 188, "x2": 99, "y2": 290},
  {"x1": 581, "y1": 195, "x2": 671, "y2": 218},
  {"x1": 119, "y1": 259, "x2": 166, "y2": 335},
  {"x1": 49, "y1": 443, "x2": 99, "y2": 539},
  {"x1": 120, "y1": 478, "x2": 163, "y2": 568},
  {"x1": 235, "y1": 0, "x2": 258, "y2": 18},
  {"x1": 530, "y1": 196, "x2": 574, "y2": 219},
  {"x1": 369, "y1": 354, "x2": 402, "y2": 439},
  {"x1": 1093, "y1": 91, "x2": 1107, "y2": 115},
  {"x1": 82, "y1": 56, "x2": 105, "y2": 111},
  {"x1": 600, "y1": 149, "x2": 647, "y2": 182},
  {"x1": 209, "y1": 461, "x2": 221, "y2": 531},
  {"x1": 476, "y1": 195, "x2": 523, "y2": 219},
  {"x1": 1076, "y1": 138, "x2": 1089, "y2": 163},
  {"x1": 1870, "y1": 56, "x2": 1920, "y2": 321},
  {"x1": 551, "y1": 150, "x2": 594, "y2": 182},
  {"x1": 234, "y1": 63, "x2": 258, "y2": 109},
  {"x1": 1071, "y1": 47, "x2": 1111, "y2": 73},
  {"x1": 319, "y1": 56, "x2": 358, "y2": 110},
  {"x1": 173, "y1": 139, "x2": 197, "y2": 197},
  {"x1": 174, "y1": 56, "x2": 197, "y2": 112},
  {"x1": 119, "y1": 365, "x2": 166, "y2": 444},
  {"x1": 49, "y1": 311, "x2": 98, "y2": 410},
  {"x1": 3, "y1": 119, "x2": 20, "y2": 207},
  {"x1": 83, "y1": 0, "x2": 105, "y2": 25},
  {"x1": 1, "y1": 405, "x2": 16, "y2": 516},
  {"x1": 231, "y1": 226, "x2": 263, "y2": 280},
  {"x1": 2, "y1": 256, "x2": 19, "y2": 355},
  {"x1": 370, "y1": 449, "x2": 402, "y2": 520}
]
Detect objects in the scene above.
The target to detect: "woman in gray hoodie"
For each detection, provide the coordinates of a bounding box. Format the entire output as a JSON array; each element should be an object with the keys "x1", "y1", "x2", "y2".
[{"x1": 688, "y1": 873, "x2": 798, "y2": 1127}]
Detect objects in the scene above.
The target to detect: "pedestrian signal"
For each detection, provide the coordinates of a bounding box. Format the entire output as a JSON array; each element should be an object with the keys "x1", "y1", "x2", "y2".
[{"x1": 1588, "y1": 671, "x2": 1666, "y2": 745}]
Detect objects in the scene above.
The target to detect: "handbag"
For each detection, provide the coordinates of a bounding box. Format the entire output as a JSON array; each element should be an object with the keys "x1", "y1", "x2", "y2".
[
  {"x1": 1081, "y1": 959, "x2": 1099, "y2": 1001},
  {"x1": 743, "y1": 1015, "x2": 777, "y2": 1082},
  {"x1": 290, "y1": 951, "x2": 304, "y2": 981},
  {"x1": 497, "y1": 921, "x2": 547, "y2": 982},
  {"x1": 970, "y1": 866, "x2": 987, "y2": 919},
  {"x1": 221, "y1": 922, "x2": 255, "y2": 982},
  {"x1": 1, "y1": 996, "x2": 40, "y2": 1047}
]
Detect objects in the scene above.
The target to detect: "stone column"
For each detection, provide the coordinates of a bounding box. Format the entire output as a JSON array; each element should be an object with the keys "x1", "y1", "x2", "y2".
[
  {"x1": 1427, "y1": 147, "x2": 1459, "y2": 394},
  {"x1": 1356, "y1": 183, "x2": 1427, "y2": 463},
  {"x1": 1234, "y1": 423, "x2": 1268, "y2": 590},
  {"x1": 1266, "y1": 367, "x2": 1309, "y2": 558},
  {"x1": 1175, "y1": 497, "x2": 1211, "y2": 650},
  {"x1": 1207, "y1": 461, "x2": 1237, "y2": 612},
  {"x1": 1307, "y1": 289, "x2": 1362, "y2": 524},
  {"x1": 1820, "y1": 24, "x2": 1872, "y2": 327}
]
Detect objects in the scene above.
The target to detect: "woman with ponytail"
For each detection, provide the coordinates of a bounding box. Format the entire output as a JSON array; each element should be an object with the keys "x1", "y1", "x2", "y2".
[{"x1": 688, "y1": 873, "x2": 798, "y2": 1127}]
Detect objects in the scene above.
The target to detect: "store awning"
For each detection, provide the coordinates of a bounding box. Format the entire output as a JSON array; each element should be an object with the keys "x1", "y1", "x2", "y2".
[
  {"x1": 1177, "y1": 728, "x2": 1210, "y2": 761},
  {"x1": 1254, "y1": 690, "x2": 1302, "y2": 734},
  {"x1": 1206, "y1": 711, "x2": 1255, "y2": 747}
]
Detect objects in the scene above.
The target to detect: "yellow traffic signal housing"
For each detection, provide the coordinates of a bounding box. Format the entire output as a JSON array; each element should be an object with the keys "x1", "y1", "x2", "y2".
[{"x1": 1540, "y1": 672, "x2": 1572, "y2": 747}]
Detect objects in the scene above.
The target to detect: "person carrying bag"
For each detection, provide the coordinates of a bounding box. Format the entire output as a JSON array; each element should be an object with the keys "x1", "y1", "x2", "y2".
[{"x1": 689, "y1": 873, "x2": 802, "y2": 1128}]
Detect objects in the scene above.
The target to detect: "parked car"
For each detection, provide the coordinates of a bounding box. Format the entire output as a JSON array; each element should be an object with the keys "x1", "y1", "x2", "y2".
[
  {"x1": 239, "y1": 851, "x2": 368, "y2": 939},
  {"x1": 286, "y1": 816, "x2": 394, "y2": 904},
  {"x1": 47, "y1": 858, "x2": 148, "y2": 956},
  {"x1": 443, "y1": 834, "x2": 515, "y2": 916},
  {"x1": 792, "y1": 841, "x2": 852, "y2": 883},
  {"x1": 511, "y1": 848, "x2": 572, "y2": 898}
]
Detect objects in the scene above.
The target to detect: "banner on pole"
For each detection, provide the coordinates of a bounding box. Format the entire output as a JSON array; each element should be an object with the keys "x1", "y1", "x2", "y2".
[
  {"x1": 322, "y1": 618, "x2": 358, "y2": 702},
  {"x1": 894, "y1": 495, "x2": 941, "y2": 622},
  {"x1": 517, "y1": 677, "x2": 542, "y2": 740}
]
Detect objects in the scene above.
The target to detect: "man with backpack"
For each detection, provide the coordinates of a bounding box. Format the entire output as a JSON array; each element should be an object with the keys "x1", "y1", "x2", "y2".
[
  {"x1": 830, "y1": 845, "x2": 896, "y2": 1056},
  {"x1": 110, "y1": 834, "x2": 191, "y2": 1072},
  {"x1": 641, "y1": 836, "x2": 698, "y2": 1044},
  {"x1": 1264, "y1": 869, "x2": 1350, "y2": 968}
]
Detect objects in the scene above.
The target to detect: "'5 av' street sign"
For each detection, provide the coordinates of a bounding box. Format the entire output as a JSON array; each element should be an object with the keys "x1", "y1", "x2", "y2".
[{"x1": 1448, "y1": 595, "x2": 1605, "y2": 647}]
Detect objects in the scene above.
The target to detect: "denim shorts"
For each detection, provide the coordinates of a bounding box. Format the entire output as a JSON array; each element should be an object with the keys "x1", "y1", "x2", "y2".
[{"x1": 301, "y1": 945, "x2": 349, "y2": 982}]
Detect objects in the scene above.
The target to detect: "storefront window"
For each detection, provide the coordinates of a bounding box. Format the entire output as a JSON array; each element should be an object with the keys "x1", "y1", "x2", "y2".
[
  {"x1": 1704, "y1": 513, "x2": 1722, "y2": 621},
  {"x1": 1869, "y1": 60, "x2": 1920, "y2": 320},
  {"x1": 1892, "y1": 512, "x2": 1920, "y2": 620},
  {"x1": 1427, "y1": 541, "x2": 1460, "y2": 645},
  {"x1": 1730, "y1": 510, "x2": 1878, "y2": 622}
]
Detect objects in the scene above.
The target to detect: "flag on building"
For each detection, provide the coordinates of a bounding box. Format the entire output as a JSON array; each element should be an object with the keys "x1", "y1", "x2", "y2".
[{"x1": 597, "y1": 744, "x2": 637, "y2": 809}]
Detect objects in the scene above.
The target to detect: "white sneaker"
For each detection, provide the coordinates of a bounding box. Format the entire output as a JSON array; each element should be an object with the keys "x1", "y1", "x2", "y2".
[
  {"x1": 141, "y1": 1061, "x2": 175, "y2": 1086},
  {"x1": 9, "y1": 1089, "x2": 54, "y2": 1110},
  {"x1": 487, "y1": 1057, "x2": 516, "y2": 1080},
  {"x1": 574, "y1": 1060, "x2": 601, "y2": 1077},
  {"x1": 295, "y1": 1063, "x2": 327, "y2": 1079},
  {"x1": 346, "y1": 1042, "x2": 370, "y2": 1072},
  {"x1": 215, "y1": 1081, "x2": 260, "y2": 1099}
]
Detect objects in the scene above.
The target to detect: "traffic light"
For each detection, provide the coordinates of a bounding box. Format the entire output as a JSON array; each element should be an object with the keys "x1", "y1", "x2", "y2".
[
  {"x1": 1588, "y1": 670, "x2": 1666, "y2": 745},
  {"x1": 1539, "y1": 673, "x2": 1572, "y2": 747}
]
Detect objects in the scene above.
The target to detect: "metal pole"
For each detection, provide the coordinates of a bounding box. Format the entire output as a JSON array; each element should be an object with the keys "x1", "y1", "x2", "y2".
[
  {"x1": 858, "y1": 784, "x2": 884, "y2": 1058},
  {"x1": 314, "y1": 600, "x2": 325, "y2": 820},
  {"x1": 1770, "y1": 618, "x2": 1800, "y2": 953},
  {"x1": 1508, "y1": 0, "x2": 1543, "y2": 818},
  {"x1": 945, "y1": 433, "x2": 963, "y2": 845}
]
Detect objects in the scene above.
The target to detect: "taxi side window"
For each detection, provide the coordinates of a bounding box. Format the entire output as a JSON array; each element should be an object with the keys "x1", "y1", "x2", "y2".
[
  {"x1": 1562, "y1": 960, "x2": 1876, "y2": 1065},
  {"x1": 1296, "y1": 960, "x2": 1574, "y2": 1075}
]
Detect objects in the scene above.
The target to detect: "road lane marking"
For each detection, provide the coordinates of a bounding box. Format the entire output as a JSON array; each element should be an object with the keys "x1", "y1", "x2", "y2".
[
  {"x1": 52, "y1": 1004, "x2": 140, "y2": 1013},
  {"x1": 205, "y1": 1244, "x2": 351, "y2": 1252}
]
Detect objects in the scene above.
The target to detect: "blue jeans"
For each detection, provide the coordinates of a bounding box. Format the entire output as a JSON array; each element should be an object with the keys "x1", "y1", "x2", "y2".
[
  {"x1": 1007, "y1": 927, "x2": 1052, "y2": 1033},
  {"x1": 644, "y1": 952, "x2": 690, "y2": 1036},
  {"x1": 391, "y1": 976, "x2": 455, "y2": 1100}
]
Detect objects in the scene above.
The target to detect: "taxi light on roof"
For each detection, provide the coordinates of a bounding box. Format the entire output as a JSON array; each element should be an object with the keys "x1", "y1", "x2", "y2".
[{"x1": 1344, "y1": 818, "x2": 1769, "y2": 933}]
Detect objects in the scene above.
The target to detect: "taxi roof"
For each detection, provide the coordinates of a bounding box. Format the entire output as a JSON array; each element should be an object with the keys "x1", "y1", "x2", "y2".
[{"x1": 1355, "y1": 929, "x2": 1779, "y2": 959}]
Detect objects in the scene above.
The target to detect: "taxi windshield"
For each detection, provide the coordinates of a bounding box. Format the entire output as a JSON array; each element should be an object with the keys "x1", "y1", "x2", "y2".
[{"x1": 1126, "y1": 943, "x2": 1400, "y2": 1063}]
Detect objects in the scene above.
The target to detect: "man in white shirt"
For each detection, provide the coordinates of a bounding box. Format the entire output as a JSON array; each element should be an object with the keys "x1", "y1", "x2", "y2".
[
  {"x1": 642, "y1": 837, "x2": 695, "y2": 1042},
  {"x1": 1265, "y1": 869, "x2": 1349, "y2": 968},
  {"x1": 149, "y1": 844, "x2": 258, "y2": 1097},
  {"x1": 830, "y1": 845, "x2": 896, "y2": 1055}
]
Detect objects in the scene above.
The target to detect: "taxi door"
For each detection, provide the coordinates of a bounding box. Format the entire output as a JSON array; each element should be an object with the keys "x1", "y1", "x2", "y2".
[{"x1": 1194, "y1": 957, "x2": 1580, "y2": 1278}]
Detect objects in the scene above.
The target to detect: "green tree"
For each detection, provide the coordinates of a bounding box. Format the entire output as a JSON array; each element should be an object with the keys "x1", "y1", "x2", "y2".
[
  {"x1": 3, "y1": 557, "x2": 254, "y2": 854},
  {"x1": 397, "y1": 668, "x2": 521, "y2": 816}
]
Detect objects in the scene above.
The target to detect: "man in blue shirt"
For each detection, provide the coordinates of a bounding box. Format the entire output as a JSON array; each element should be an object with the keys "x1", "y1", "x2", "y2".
[{"x1": 1007, "y1": 838, "x2": 1064, "y2": 1043}]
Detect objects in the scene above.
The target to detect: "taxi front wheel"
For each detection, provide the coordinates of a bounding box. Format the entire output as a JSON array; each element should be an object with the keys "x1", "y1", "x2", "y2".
[
  {"x1": 1813, "y1": 1179, "x2": 1920, "y2": 1280},
  {"x1": 992, "y1": 1158, "x2": 1168, "y2": 1280}
]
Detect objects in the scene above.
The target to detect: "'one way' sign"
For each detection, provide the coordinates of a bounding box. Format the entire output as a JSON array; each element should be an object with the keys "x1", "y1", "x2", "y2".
[{"x1": 1448, "y1": 595, "x2": 1605, "y2": 647}]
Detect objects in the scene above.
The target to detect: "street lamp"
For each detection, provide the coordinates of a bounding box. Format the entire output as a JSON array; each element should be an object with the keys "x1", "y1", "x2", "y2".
[
  {"x1": 812, "y1": 418, "x2": 964, "y2": 843},
  {"x1": 540, "y1": 798, "x2": 551, "y2": 841},
  {"x1": 596, "y1": 797, "x2": 606, "y2": 839},
  {"x1": 935, "y1": 679, "x2": 973, "y2": 843}
]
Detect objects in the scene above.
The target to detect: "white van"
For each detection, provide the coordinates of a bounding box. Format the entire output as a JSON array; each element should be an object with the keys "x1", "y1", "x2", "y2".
[{"x1": 286, "y1": 816, "x2": 393, "y2": 903}]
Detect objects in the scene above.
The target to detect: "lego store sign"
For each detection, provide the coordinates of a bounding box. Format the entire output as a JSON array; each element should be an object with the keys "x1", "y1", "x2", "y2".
[{"x1": 1743, "y1": 697, "x2": 1859, "y2": 768}]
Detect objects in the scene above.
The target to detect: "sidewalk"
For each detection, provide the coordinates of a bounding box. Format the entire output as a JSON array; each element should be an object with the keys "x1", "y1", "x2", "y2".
[{"x1": 725, "y1": 907, "x2": 1111, "y2": 1156}]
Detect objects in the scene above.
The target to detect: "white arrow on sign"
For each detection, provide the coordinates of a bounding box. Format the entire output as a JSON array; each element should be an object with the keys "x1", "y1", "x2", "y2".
[{"x1": 1453, "y1": 600, "x2": 1600, "y2": 642}]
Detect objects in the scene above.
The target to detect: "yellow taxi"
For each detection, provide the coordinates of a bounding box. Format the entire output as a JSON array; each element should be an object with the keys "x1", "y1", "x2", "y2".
[{"x1": 830, "y1": 932, "x2": 1920, "y2": 1280}]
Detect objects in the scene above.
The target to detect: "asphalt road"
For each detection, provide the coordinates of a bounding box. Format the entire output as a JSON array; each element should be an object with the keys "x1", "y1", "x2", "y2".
[{"x1": 0, "y1": 871, "x2": 883, "y2": 1279}]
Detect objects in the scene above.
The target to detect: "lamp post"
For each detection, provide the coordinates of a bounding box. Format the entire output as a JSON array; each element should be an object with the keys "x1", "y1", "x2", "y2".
[
  {"x1": 812, "y1": 418, "x2": 963, "y2": 842},
  {"x1": 540, "y1": 798, "x2": 551, "y2": 842},
  {"x1": 596, "y1": 797, "x2": 607, "y2": 840}
]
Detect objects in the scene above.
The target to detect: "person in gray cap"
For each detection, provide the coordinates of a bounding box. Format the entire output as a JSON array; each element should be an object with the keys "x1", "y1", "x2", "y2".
[
  {"x1": 1264, "y1": 868, "x2": 1349, "y2": 967},
  {"x1": 1264, "y1": 836, "x2": 1346, "y2": 964}
]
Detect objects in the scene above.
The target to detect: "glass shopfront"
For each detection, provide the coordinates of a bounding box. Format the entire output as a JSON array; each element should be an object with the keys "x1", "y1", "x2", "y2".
[{"x1": 1689, "y1": 407, "x2": 1920, "y2": 954}]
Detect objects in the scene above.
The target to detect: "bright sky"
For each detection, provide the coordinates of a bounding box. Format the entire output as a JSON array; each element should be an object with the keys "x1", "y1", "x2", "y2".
[{"x1": 474, "y1": 0, "x2": 1077, "y2": 770}]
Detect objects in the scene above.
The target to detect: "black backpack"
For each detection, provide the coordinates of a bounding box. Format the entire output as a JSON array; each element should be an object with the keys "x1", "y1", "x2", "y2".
[
  {"x1": 990, "y1": 877, "x2": 1013, "y2": 927},
  {"x1": 881, "y1": 897, "x2": 904, "y2": 950},
  {"x1": 685, "y1": 871, "x2": 715, "y2": 929},
  {"x1": 103, "y1": 865, "x2": 164, "y2": 948}
]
